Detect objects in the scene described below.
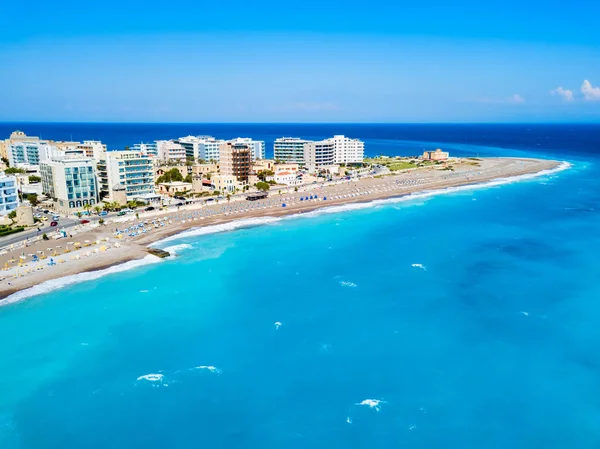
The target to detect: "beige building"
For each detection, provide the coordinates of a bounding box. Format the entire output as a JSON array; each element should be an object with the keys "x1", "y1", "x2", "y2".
[
  {"x1": 212, "y1": 174, "x2": 243, "y2": 194},
  {"x1": 154, "y1": 165, "x2": 190, "y2": 181},
  {"x1": 15, "y1": 205, "x2": 34, "y2": 226},
  {"x1": 253, "y1": 159, "x2": 275, "y2": 172},
  {"x1": 422, "y1": 149, "x2": 449, "y2": 161},
  {"x1": 158, "y1": 181, "x2": 193, "y2": 196},
  {"x1": 192, "y1": 163, "x2": 218, "y2": 176},
  {"x1": 273, "y1": 162, "x2": 299, "y2": 173}
]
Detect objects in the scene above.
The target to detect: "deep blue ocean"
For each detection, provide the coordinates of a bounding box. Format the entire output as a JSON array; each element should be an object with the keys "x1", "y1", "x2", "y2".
[{"x1": 1, "y1": 123, "x2": 600, "y2": 448}]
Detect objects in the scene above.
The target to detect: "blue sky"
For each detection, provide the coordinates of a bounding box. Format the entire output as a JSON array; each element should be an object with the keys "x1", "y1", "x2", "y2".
[{"x1": 2, "y1": 0, "x2": 600, "y2": 122}]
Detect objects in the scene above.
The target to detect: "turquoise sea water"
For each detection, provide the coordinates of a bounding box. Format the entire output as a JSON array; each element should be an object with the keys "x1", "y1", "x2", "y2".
[{"x1": 2, "y1": 130, "x2": 600, "y2": 447}]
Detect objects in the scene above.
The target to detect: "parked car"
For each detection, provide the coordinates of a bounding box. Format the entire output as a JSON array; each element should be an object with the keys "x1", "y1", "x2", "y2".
[
  {"x1": 43, "y1": 209, "x2": 50, "y2": 214},
  {"x1": 175, "y1": 202, "x2": 184, "y2": 206},
  {"x1": 50, "y1": 221, "x2": 58, "y2": 227},
  {"x1": 99, "y1": 211, "x2": 108, "y2": 216},
  {"x1": 80, "y1": 219, "x2": 90, "y2": 224},
  {"x1": 52, "y1": 215, "x2": 60, "y2": 221},
  {"x1": 144, "y1": 206, "x2": 155, "y2": 211},
  {"x1": 40, "y1": 216, "x2": 48, "y2": 221},
  {"x1": 117, "y1": 211, "x2": 127, "y2": 216}
]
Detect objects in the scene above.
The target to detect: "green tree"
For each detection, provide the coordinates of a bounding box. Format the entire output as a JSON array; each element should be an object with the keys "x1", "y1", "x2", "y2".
[
  {"x1": 156, "y1": 168, "x2": 184, "y2": 184},
  {"x1": 75, "y1": 212, "x2": 82, "y2": 218},
  {"x1": 4, "y1": 167, "x2": 25, "y2": 174},
  {"x1": 257, "y1": 170, "x2": 274, "y2": 181},
  {"x1": 226, "y1": 194, "x2": 231, "y2": 202},
  {"x1": 8, "y1": 210, "x2": 16, "y2": 220},
  {"x1": 93, "y1": 206, "x2": 102, "y2": 215},
  {"x1": 99, "y1": 218, "x2": 105, "y2": 225},
  {"x1": 26, "y1": 193, "x2": 39, "y2": 206},
  {"x1": 256, "y1": 182, "x2": 270, "y2": 191},
  {"x1": 28, "y1": 175, "x2": 41, "y2": 183},
  {"x1": 184, "y1": 174, "x2": 192, "y2": 183},
  {"x1": 42, "y1": 233, "x2": 49, "y2": 240},
  {"x1": 1, "y1": 157, "x2": 9, "y2": 166},
  {"x1": 127, "y1": 201, "x2": 138, "y2": 210}
]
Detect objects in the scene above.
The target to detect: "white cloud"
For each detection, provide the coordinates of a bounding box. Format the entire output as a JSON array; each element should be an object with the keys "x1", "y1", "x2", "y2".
[
  {"x1": 472, "y1": 94, "x2": 525, "y2": 104},
  {"x1": 509, "y1": 94, "x2": 525, "y2": 104},
  {"x1": 550, "y1": 87, "x2": 574, "y2": 102},
  {"x1": 581, "y1": 80, "x2": 600, "y2": 101}
]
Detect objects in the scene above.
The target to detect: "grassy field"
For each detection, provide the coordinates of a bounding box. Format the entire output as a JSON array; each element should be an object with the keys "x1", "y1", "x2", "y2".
[
  {"x1": 365, "y1": 157, "x2": 418, "y2": 171},
  {"x1": 387, "y1": 161, "x2": 417, "y2": 171}
]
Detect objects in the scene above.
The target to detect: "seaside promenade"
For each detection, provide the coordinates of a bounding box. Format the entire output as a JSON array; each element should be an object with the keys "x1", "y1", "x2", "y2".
[{"x1": 0, "y1": 157, "x2": 563, "y2": 302}]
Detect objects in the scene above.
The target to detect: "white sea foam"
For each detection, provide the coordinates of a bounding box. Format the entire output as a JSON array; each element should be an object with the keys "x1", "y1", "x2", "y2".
[
  {"x1": 152, "y1": 217, "x2": 282, "y2": 246},
  {"x1": 356, "y1": 399, "x2": 387, "y2": 411},
  {"x1": 274, "y1": 321, "x2": 283, "y2": 330},
  {"x1": 520, "y1": 311, "x2": 529, "y2": 317},
  {"x1": 411, "y1": 263, "x2": 427, "y2": 271},
  {"x1": 162, "y1": 243, "x2": 193, "y2": 255},
  {"x1": 137, "y1": 373, "x2": 164, "y2": 382},
  {"x1": 192, "y1": 365, "x2": 222, "y2": 374},
  {"x1": 1, "y1": 255, "x2": 162, "y2": 307},
  {"x1": 346, "y1": 416, "x2": 353, "y2": 424},
  {"x1": 339, "y1": 281, "x2": 357, "y2": 288}
]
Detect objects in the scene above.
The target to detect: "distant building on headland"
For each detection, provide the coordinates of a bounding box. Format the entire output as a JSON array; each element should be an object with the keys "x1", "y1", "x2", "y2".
[{"x1": 422, "y1": 149, "x2": 449, "y2": 161}]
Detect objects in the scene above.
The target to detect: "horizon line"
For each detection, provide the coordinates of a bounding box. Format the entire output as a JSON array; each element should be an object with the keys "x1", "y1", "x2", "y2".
[{"x1": 1, "y1": 121, "x2": 600, "y2": 126}]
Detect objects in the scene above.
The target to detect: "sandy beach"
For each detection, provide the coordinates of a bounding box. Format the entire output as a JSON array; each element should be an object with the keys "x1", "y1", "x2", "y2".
[{"x1": 0, "y1": 157, "x2": 563, "y2": 301}]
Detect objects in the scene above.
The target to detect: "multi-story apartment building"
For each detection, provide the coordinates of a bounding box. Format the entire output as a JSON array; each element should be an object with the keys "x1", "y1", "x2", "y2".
[
  {"x1": 0, "y1": 130, "x2": 41, "y2": 160},
  {"x1": 330, "y1": 135, "x2": 364, "y2": 164},
  {"x1": 76, "y1": 141, "x2": 107, "y2": 160},
  {"x1": 132, "y1": 142, "x2": 158, "y2": 158},
  {"x1": 274, "y1": 135, "x2": 364, "y2": 167},
  {"x1": 220, "y1": 142, "x2": 252, "y2": 184},
  {"x1": 273, "y1": 137, "x2": 309, "y2": 164},
  {"x1": 8, "y1": 141, "x2": 57, "y2": 168},
  {"x1": 0, "y1": 173, "x2": 19, "y2": 216},
  {"x1": 156, "y1": 141, "x2": 186, "y2": 163},
  {"x1": 99, "y1": 150, "x2": 155, "y2": 204},
  {"x1": 40, "y1": 156, "x2": 99, "y2": 212},
  {"x1": 304, "y1": 140, "x2": 336, "y2": 171},
  {"x1": 174, "y1": 136, "x2": 226, "y2": 162},
  {"x1": 229, "y1": 138, "x2": 265, "y2": 160}
]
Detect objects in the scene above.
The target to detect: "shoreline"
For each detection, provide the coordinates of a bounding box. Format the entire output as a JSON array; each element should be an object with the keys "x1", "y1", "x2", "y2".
[{"x1": 0, "y1": 157, "x2": 568, "y2": 304}]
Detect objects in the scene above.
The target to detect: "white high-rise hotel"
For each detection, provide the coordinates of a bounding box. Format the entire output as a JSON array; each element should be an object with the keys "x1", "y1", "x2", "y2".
[
  {"x1": 274, "y1": 135, "x2": 364, "y2": 169},
  {"x1": 331, "y1": 135, "x2": 364, "y2": 164}
]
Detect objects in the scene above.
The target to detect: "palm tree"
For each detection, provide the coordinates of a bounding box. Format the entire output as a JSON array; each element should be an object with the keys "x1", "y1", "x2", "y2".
[
  {"x1": 127, "y1": 201, "x2": 137, "y2": 210},
  {"x1": 75, "y1": 211, "x2": 83, "y2": 219},
  {"x1": 93, "y1": 206, "x2": 102, "y2": 215},
  {"x1": 83, "y1": 203, "x2": 91, "y2": 214},
  {"x1": 227, "y1": 194, "x2": 231, "y2": 202}
]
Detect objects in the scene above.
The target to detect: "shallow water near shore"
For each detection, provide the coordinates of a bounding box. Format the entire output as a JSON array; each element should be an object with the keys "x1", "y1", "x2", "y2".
[{"x1": 2, "y1": 135, "x2": 600, "y2": 447}]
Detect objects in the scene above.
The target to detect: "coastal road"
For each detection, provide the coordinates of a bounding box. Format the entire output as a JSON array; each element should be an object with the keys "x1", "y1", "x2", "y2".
[{"x1": 0, "y1": 215, "x2": 79, "y2": 249}]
